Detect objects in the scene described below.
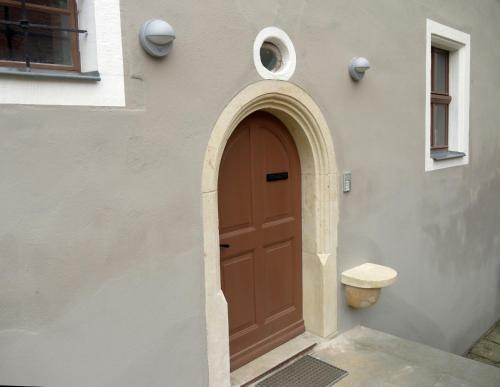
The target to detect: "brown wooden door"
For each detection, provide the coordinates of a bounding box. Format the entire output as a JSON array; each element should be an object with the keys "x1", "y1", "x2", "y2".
[{"x1": 218, "y1": 111, "x2": 304, "y2": 371}]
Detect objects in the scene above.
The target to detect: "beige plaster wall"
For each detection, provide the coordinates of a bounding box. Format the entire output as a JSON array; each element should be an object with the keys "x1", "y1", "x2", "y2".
[{"x1": 0, "y1": 0, "x2": 499, "y2": 386}]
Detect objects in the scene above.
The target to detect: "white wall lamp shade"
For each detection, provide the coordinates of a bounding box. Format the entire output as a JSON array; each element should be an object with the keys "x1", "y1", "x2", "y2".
[
  {"x1": 139, "y1": 19, "x2": 176, "y2": 57},
  {"x1": 349, "y1": 57, "x2": 371, "y2": 81}
]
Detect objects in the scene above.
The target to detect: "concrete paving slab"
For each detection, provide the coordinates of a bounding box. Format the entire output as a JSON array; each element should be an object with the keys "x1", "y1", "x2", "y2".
[
  {"x1": 470, "y1": 339, "x2": 500, "y2": 363},
  {"x1": 312, "y1": 326, "x2": 500, "y2": 387},
  {"x1": 486, "y1": 326, "x2": 500, "y2": 345},
  {"x1": 466, "y1": 353, "x2": 497, "y2": 367}
]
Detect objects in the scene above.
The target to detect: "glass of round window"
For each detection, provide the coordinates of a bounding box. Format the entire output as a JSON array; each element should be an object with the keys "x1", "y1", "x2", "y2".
[{"x1": 260, "y1": 42, "x2": 282, "y2": 72}]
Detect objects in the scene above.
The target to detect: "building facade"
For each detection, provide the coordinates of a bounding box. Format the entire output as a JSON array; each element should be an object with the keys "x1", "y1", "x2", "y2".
[{"x1": 0, "y1": 1, "x2": 499, "y2": 386}]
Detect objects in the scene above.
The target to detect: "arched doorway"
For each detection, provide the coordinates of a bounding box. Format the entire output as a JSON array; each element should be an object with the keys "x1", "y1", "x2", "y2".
[
  {"x1": 218, "y1": 111, "x2": 304, "y2": 370},
  {"x1": 202, "y1": 81, "x2": 339, "y2": 386}
]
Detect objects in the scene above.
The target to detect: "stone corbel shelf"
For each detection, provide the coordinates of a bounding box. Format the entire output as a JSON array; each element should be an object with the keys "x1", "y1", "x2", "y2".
[{"x1": 341, "y1": 263, "x2": 397, "y2": 309}]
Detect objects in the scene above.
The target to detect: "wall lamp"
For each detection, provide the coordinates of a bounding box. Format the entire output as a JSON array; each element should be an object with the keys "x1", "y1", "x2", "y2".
[
  {"x1": 140, "y1": 19, "x2": 176, "y2": 57},
  {"x1": 349, "y1": 57, "x2": 370, "y2": 81}
]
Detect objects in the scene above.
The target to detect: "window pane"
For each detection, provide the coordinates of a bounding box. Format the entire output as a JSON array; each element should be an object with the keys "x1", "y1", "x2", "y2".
[
  {"x1": 260, "y1": 42, "x2": 282, "y2": 72},
  {"x1": 0, "y1": 6, "x2": 73, "y2": 65},
  {"x1": 0, "y1": 6, "x2": 24, "y2": 61},
  {"x1": 432, "y1": 104, "x2": 447, "y2": 147},
  {"x1": 433, "y1": 50, "x2": 448, "y2": 94},
  {"x1": 27, "y1": 1, "x2": 69, "y2": 9}
]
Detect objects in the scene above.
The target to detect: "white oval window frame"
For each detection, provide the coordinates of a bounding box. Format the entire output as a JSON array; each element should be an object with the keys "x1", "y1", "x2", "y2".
[{"x1": 253, "y1": 27, "x2": 296, "y2": 81}]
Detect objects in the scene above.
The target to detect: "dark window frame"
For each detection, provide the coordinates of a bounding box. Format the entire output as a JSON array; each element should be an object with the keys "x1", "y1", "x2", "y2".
[
  {"x1": 0, "y1": 0, "x2": 82, "y2": 72},
  {"x1": 430, "y1": 46, "x2": 452, "y2": 151}
]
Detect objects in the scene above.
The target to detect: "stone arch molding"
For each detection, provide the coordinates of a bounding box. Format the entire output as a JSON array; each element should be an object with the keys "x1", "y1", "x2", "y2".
[{"x1": 202, "y1": 80, "x2": 339, "y2": 387}]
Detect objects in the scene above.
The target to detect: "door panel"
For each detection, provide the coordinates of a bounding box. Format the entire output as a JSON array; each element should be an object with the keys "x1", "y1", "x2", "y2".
[
  {"x1": 221, "y1": 252, "x2": 258, "y2": 335},
  {"x1": 263, "y1": 239, "x2": 294, "y2": 318},
  {"x1": 218, "y1": 111, "x2": 304, "y2": 371},
  {"x1": 218, "y1": 128, "x2": 253, "y2": 232},
  {"x1": 261, "y1": 129, "x2": 292, "y2": 221}
]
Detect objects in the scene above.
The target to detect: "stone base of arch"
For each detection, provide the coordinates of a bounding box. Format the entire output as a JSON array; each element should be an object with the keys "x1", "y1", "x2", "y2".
[{"x1": 201, "y1": 81, "x2": 339, "y2": 387}]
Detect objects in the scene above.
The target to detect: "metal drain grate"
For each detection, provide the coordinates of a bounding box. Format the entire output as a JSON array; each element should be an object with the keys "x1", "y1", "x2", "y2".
[{"x1": 255, "y1": 355, "x2": 348, "y2": 387}]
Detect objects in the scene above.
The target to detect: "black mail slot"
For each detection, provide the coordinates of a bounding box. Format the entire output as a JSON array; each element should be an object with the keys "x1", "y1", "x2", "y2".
[{"x1": 266, "y1": 172, "x2": 288, "y2": 182}]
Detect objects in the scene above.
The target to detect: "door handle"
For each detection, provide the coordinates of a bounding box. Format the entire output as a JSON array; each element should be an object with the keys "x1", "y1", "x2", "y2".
[{"x1": 219, "y1": 244, "x2": 230, "y2": 248}]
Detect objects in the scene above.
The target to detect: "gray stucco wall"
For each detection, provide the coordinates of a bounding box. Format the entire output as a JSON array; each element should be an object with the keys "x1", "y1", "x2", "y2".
[{"x1": 0, "y1": 0, "x2": 499, "y2": 386}]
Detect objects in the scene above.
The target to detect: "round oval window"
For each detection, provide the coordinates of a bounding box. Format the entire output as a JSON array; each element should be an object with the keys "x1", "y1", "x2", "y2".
[
  {"x1": 260, "y1": 42, "x2": 282, "y2": 72},
  {"x1": 253, "y1": 27, "x2": 296, "y2": 80}
]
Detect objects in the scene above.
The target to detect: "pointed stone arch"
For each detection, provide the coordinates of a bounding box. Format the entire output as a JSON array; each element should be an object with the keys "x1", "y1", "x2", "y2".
[{"x1": 201, "y1": 81, "x2": 339, "y2": 386}]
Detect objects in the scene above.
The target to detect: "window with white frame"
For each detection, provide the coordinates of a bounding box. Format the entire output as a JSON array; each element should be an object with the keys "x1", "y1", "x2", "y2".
[
  {"x1": 425, "y1": 19, "x2": 470, "y2": 171},
  {"x1": 0, "y1": 0, "x2": 125, "y2": 106}
]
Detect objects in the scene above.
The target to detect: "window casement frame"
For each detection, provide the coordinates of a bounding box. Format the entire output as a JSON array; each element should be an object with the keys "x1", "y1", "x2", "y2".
[
  {"x1": 0, "y1": 0, "x2": 81, "y2": 72},
  {"x1": 430, "y1": 47, "x2": 451, "y2": 151},
  {"x1": 425, "y1": 19, "x2": 471, "y2": 172}
]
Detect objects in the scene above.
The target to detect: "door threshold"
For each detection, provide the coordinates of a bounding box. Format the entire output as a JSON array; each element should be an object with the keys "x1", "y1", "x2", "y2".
[{"x1": 230, "y1": 332, "x2": 322, "y2": 386}]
